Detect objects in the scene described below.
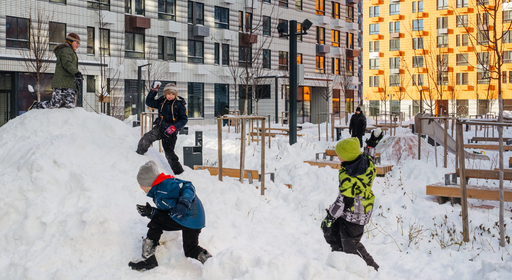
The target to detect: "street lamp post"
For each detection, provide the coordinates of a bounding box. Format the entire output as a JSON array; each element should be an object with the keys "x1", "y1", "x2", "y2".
[
  {"x1": 277, "y1": 19, "x2": 312, "y2": 145},
  {"x1": 137, "y1": 63, "x2": 150, "y2": 126}
]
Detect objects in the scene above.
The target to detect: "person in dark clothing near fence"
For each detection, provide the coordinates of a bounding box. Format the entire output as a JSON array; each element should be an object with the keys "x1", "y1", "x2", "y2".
[
  {"x1": 136, "y1": 82, "x2": 187, "y2": 175},
  {"x1": 348, "y1": 107, "x2": 367, "y2": 148},
  {"x1": 30, "y1": 33, "x2": 83, "y2": 110}
]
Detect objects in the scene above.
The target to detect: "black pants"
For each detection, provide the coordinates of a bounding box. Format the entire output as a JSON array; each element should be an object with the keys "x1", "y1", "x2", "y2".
[
  {"x1": 352, "y1": 133, "x2": 364, "y2": 148},
  {"x1": 147, "y1": 211, "x2": 205, "y2": 259},
  {"x1": 136, "y1": 126, "x2": 184, "y2": 174},
  {"x1": 323, "y1": 218, "x2": 377, "y2": 267}
]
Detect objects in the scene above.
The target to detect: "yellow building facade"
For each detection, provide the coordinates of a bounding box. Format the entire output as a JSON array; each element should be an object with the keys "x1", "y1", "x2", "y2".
[{"x1": 362, "y1": 0, "x2": 512, "y2": 118}]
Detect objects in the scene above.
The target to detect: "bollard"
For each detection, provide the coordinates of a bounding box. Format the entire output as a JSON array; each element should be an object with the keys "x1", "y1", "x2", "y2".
[{"x1": 335, "y1": 127, "x2": 342, "y2": 141}]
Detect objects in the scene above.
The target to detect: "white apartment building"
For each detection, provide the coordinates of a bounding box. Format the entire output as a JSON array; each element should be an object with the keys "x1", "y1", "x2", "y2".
[{"x1": 0, "y1": 0, "x2": 361, "y2": 127}]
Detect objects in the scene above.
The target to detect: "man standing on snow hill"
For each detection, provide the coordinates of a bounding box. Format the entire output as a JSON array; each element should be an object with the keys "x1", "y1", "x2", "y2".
[
  {"x1": 136, "y1": 82, "x2": 187, "y2": 175},
  {"x1": 321, "y1": 137, "x2": 379, "y2": 271},
  {"x1": 129, "y1": 161, "x2": 212, "y2": 271},
  {"x1": 30, "y1": 33, "x2": 83, "y2": 110},
  {"x1": 348, "y1": 107, "x2": 367, "y2": 148}
]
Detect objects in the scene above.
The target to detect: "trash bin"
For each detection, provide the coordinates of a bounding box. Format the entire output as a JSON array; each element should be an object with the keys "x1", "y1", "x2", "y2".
[
  {"x1": 335, "y1": 127, "x2": 342, "y2": 141},
  {"x1": 179, "y1": 127, "x2": 189, "y2": 135},
  {"x1": 183, "y1": 146, "x2": 202, "y2": 169}
]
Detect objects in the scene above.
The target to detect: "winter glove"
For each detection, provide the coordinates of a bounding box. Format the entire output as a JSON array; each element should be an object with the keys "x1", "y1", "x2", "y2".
[
  {"x1": 366, "y1": 129, "x2": 384, "y2": 148},
  {"x1": 137, "y1": 202, "x2": 156, "y2": 218},
  {"x1": 165, "y1": 125, "x2": 177, "y2": 136},
  {"x1": 171, "y1": 198, "x2": 191, "y2": 218},
  {"x1": 320, "y1": 209, "x2": 336, "y2": 232},
  {"x1": 151, "y1": 81, "x2": 162, "y2": 91},
  {"x1": 74, "y1": 72, "x2": 83, "y2": 89}
]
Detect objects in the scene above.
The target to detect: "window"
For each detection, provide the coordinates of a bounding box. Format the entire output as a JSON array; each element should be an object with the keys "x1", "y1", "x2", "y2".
[
  {"x1": 279, "y1": 51, "x2": 288, "y2": 70},
  {"x1": 87, "y1": 27, "x2": 95, "y2": 55},
  {"x1": 369, "y1": 24, "x2": 380, "y2": 35},
  {"x1": 316, "y1": 27, "x2": 325, "y2": 44},
  {"x1": 6, "y1": 16, "x2": 29, "y2": 49},
  {"x1": 332, "y1": 30, "x2": 340, "y2": 47},
  {"x1": 413, "y1": 56, "x2": 424, "y2": 68},
  {"x1": 346, "y1": 32, "x2": 353, "y2": 49},
  {"x1": 457, "y1": 15, "x2": 468, "y2": 27},
  {"x1": 390, "y1": 75, "x2": 400, "y2": 87},
  {"x1": 316, "y1": 0, "x2": 325, "y2": 15},
  {"x1": 390, "y1": 39, "x2": 400, "y2": 51},
  {"x1": 245, "y1": 12, "x2": 252, "y2": 33},
  {"x1": 504, "y1": 71, "x2": 508, "y2": 84},
  {"x1": 478, "y1": 52, "x2": 489, "y2": 68},
  {"x1": 214, "y1": 6, "x2": 229, "y2": 29},
  {"x1": 390, "y1": 57, "x2": 400, "y2": 69},
  {"x1": 279, "y1": 0, "x2": 288, "y2": 7},
  {"x1": 412, "y1": 1, "x2": 424, "y2": 12},
  {"x1": 346, "y1": 5, "x2": 354, "y2": 22},
  {"x1": 437, "y1": 0, "x2": 448, "y2": 10},
  {"x1": 158, "y1": 36, "x2": 176, "y2": 61},
  {"x1": 279, "y1": 19, "x2": 289, "y2": 40},
  {"x1": 369, "y1": 58, "x2": 379, "y2": 70},
  {"x1": 332, "y1": 2, "x2": 340, "y2": 19},
  {"x1": 504, "y1": 51, "x2": 512, "y2": 64},
  {"x1": 135, "y1": 0, "x2": 145, "y2": 16},
  {"x1": 49, "y1": 22, "x2": 66, "y2": 51},
  {"x1": 369, "y1": 76, "x2": 380, "y2": 87},
  {"x1": 369, "y1": 6, "x2": 379, "y2": 17},
  {"x1": 413, "y1": 20, "x2": 423, "y2": 31},
  {"x1": 390, "y1": 4, "x2": 400, "y2": 15},
  {"x1": 477, "y1": 31, "x2": 489, "y2": 45},
  {"x1": 437, "y1": 54, "x2": 448, "y2": 68},
  {"x1": 125, "y1": 32, "x2": 144, "y2": 58},
  {"x1": 99, "y1": 28, "x2": 110, "y2": 56},
  {"x1": 456, "y1": 34, "x2": 469, "y2": 46},
  {"x1": 504, "y1": 10, "x2": 512, "y2": 22},
  {"x1": 86, "y1": 75, "x2": 96, "y2": 93},
  {"x1": 159, "y1": 0, "x2": 176, "y2": 20},
  {"x1": 412, "y1": 74, "x2": 424, "y2": 86},
  {"x1": 413, "y1": 38, "x2": 423, "y2": 49},
  {"x1": 332, "y1": 57, "x2": 340, "y2": 75},
  {"x1": 477, "y1": 13, "x2": 489, "y2": 26},
  {"x1": 238, "y1": 11, "x2": 244, "y2": 32},
  {"x1": 437, "y1": 35, "x2": 448, "y2": 48},
  {"x1": 188, "y1": 82, "x2": 204, "y2": 118},
  {"x1": 239, "y1": 46, "x2": 252, "y2": 67},
  {"x1": 214, "y1": 84, "x2": 229, "y2": 117},
  {"x1": 438, "y1": 72, "x2": 448, "y2": 85},
  {"x1": 88, "y1": 0, "x2": 110, "y2": 10},
  {"x1": 297, "y1": 53, "x2": 302, "y2": 64},
  {"x1": 297, "y1": 22, "x2": 303, "y2": 41},
  {"x1": 505, "y1": 31, "x2": 512, "y2": 43},
  {"x1": 370, "y1": 100, "x2": 380, "y2": 116},
  {"x1": 369, "y1": 41, "x2": 380, "y2": 52},
  {"x1": 456, "y1": 53, "x2": 468, "y2": 65},
  {"x1": 50, "y1": 0, "x2": 66, "y2": 3},
  {"x1": 457, "y1": 0, "x2": 468, "y2": 8},
  {"x1": 125, "y1": 0, "x2": 131, "y2": 13},
  {"x1": 437, "y1": 17, "x2": 448, "y2": 30},
  {"x1": 188, "y1": 2, "x2": 204, "y2": 25},
  {"x1": 296, "y1": 0, "x2": 303, "y2": 10},
  {"x1": 263, "y1": 49, "x2": 271, "y2": 69},
  {"x1": 256, "y1": 85, "x2": 271, "y2": 99},
  {"x1": 214, "y1": 43, "x2": 220, "y2": 65},
  {"x1": 456, "y1": 73, "x2": 468, "y2": 85},
  {"x1": 188, "y1": 40, "x2": 204, "y2": 64},
  {"x1": 316, "y1": 55, "x2": 325, "y2": 73},
  {"x1": 390, "y1": 21, "x2": 400, "y2": 33},
  {"x1": 222, "y1": 44, "x2": 229, "y2": 66},
  {"x1": 347, "y1": 60, "x2": 354, "y2": 76},
  {"x1": 263, "y1": 16, "x2": 271, "y2": 36},
  {"x1": 477, "y1": 71, "x2": 490, "y2": 84}
]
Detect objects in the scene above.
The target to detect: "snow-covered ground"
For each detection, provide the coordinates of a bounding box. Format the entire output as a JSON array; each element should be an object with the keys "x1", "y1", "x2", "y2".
[{"x1": 0, "y1": 108, "x2": 511, "y2": 280}]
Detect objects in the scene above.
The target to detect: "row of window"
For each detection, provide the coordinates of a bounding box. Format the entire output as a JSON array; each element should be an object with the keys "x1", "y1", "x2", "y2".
[
  {"x1": 316, "y1": 0, "x2": 355, "y2": 22},
  {"x1": 369, "y1": 52, "x2": 496, "y2": 71},
  {"x1": 368, "y1": 71, "x2": 491, "y2": 88}
]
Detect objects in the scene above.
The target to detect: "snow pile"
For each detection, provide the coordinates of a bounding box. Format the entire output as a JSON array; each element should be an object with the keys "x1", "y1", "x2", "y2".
[{"x1": 0, "y1": 109, "x2": 511, "y2": 279}]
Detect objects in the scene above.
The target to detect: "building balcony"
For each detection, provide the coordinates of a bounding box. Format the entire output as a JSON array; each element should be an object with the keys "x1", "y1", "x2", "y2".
[
  {"x1": 370, "y1": 69, "x2": 383, "y2": 75},
  {"x1": 372, "y1": 87, "x2": 384, "y2": 92},
  {"x1": 478, "y1": 25, "x2": 494, "y2": 31},
  {"x1": 239, "y1": 33, "x2": 257, "y2": 44},
  {"x1": 458, "y1": 46, "x2": 473, "y2": 52},
  {"x1": 505, "y1": 63, "x2": 512, "y2": 70},
  {"x1": 505, "y1": 43, "x2": 512, "y2": 50},
  {"x1": 438, "y1": 66, "x2": 453, "y2": 72},
  {"x1": 457, "y1": 65, "x2": 473, "y2": 72},
  {"x1": 479, "y1": 45, "x2": 494, "y2": 52},
  {"x1": 370, "y1": 34, "x2": 383, "y2": 40},
  {"x1": 390, "y1": 68, "x2": 404, "y2": 74},
  {"x1": 391, "y1": 14, "x2": 404, "y2": 21},
  {"x1": 390, "y1": 50, "x2": 404, "y2": 56},
  {"x1": 416, "y1": 67, "x2": 427, "y2": 73},
  {"x1": 439, "y1": 47, "x2": 453, "y2": 53},
  {"x1": 370, "y1": 0, "x2": 381, "y2": 5},
  {"x1": 438, "y1": 9, "x2": 453, "y2": 16},
  {"x1": 331, "y1": 18, "x2": 344, "y2": 28},
  {"x1": 371, "y1": 17, "x2": 383, "y2": 23},
  {"x1": 316, "y1": 15, "x2": 328, "y2": 26},
  {"x1": 414, "y1": 49, "x2": 428, "y2": 55},
  {"x1": 126, "y1": 15, "x2": 151, "y2": 30},
  {"x1": 346, "y1": 49, "x2": 359, "y2": 57},
  {"x1": 442, "y1": 85, "x2": 453, "y2": 91},
  {"x1": 390, "y1": 32, "x2": 404, "y2": 38},
  {"x1": 460, "y1": 85, "x2": 474, "y2": 91},
  {"x1": 414, "y1": 12, "x2": 428, "y2": 18},
  {"x1": 316, "y1": 44, "x2": 331, "y2": 54},
  {"x1": 414, "y1": 30, "x2": 428, "y2": 37},
  {"x1": 392, "y1": 86, "x2": 405, "y2": 93},
  {"x1": 193, "y1": 25, "x2": 210, "y2": 37},
  {"x1": 457, "y1": 7, "x2": 473, "y2": 14},
  {"x1": 478, "y1": 84, "x2": 495, "y2": 91},
  {"x1": 168, "y1": 62, "x2": 183, "y2": 73},
  {"x1": 458, "y1": 26, "x2": 473, "y2": 33},
  {"x1": 369, "y1": 52, "x2": 384, "y2": 58}
]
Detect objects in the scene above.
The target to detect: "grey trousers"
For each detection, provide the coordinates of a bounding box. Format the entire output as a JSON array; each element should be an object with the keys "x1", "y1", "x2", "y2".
[{"x1": 32, "y1": 88, "x2": 76, "y2": 109}]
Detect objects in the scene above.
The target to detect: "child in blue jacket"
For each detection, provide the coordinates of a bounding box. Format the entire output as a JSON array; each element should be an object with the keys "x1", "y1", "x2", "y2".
[{"x1": 129, "y1": 161, "x2": 211, "y2": 271}]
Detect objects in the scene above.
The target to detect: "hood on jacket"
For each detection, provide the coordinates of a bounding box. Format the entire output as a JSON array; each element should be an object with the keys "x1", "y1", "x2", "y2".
[
  {"x1": 342, "y1": 155, "x2": 369, "y2": 177},
  {"x1": 53, "y1": 42, "x2": 72, "y2": 54}
]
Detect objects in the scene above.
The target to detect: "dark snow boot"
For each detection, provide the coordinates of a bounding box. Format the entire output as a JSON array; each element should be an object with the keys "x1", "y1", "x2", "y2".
[
  {"x1": 170, "y1": 161, "x2": 184, "y2": 175},
  {"x1": 196, "y1": 250, "x2": 212, "y2": 264},
  {"x1": 128, "y1": 238, "x2": 159, "y2": 271}
]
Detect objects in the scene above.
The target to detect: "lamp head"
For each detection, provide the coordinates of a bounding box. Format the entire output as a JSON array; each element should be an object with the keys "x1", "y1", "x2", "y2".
[
  {"x1": 302, "y1": 19, "x2": 313, "y2": 33},
  {"x1": 277, "y1": 21, "x2": 288, "y2": 36}
]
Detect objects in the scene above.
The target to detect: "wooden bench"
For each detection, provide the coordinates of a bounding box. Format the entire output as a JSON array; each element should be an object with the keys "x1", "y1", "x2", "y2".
[
  {"x1": 304, "y1": 160, "x2": 392, "y2": 176},
  {"x1": 470, "y1": 137, "x2": 512, "y2": 143},
  {"x1": 426, "y1": 182, "x2": 512, "y2": 203},
  {"x1": 194, "y1": 165, "x2": 265, "y2": 183},
  {"x1": 249, "y1": 131, "x2": 278, "y2": 137},
  {"x1": 464, "y1": 144, "x2": 512, "y2": 151}
]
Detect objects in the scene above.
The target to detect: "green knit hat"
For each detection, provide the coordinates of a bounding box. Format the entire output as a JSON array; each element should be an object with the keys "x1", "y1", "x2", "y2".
[{"x1": 335, "y1": 137, "x2": 361, "y2": 161}]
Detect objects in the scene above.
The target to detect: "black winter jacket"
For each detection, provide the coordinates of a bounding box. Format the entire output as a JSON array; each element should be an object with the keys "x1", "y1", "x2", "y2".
[
  {"x1": 146, "y1": 90, "x2": 188, "y2": 134},
  {"x1": 349, "y1": 113, "x2": 367, "y2": 137}
]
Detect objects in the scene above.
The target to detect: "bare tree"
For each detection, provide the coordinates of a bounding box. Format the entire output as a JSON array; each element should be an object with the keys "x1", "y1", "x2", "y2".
[{"x1": 19, "y1": 3, "x2": 55, "y2": 101}]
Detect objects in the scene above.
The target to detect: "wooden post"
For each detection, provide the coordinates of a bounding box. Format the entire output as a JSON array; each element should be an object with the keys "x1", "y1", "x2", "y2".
[
  {"x1": 318, "y1": 113, "x2": 321, "y2": 141},
  {"x1": 240, "y1": 118, "x2": 246, "y2": 183},
  {"x1": 456, "y1": 121, "x2": 469, "y2": 242},
  {"x1": 325, "y1": 113, "x2": 329, "y2": 141},
  {"x1": 444, "y1": 117, "x2": 448, "y2": 168},
  {"x1": 268, "y1": 115, "x2": 271, "y2": 149},
  {"x1": 217, "y1": 117, "x2": 223, "y2": 181},
  {"x1": 261, "y1": 119, "x2": 266, "y2": 196},
  {"x1": 331, "y1": 114, "x2": 335, "y2": 142},
  {"x1": 418, "y1": 119, "x2": 422, "y2": 160}
]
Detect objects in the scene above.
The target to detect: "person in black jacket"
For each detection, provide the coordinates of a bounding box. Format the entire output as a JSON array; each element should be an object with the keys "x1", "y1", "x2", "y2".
[
  {"x1": 136, "y1": 82, "x2": 188, "y2": 175},
  {"x1": 348, "y1": 107, "x2": 367, "y2": 148}
]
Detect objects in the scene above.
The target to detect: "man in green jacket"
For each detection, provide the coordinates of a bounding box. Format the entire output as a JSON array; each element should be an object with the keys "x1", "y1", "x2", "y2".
[{"x1": 31, "y1": 33, "x2": 83, "y2": 110}]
